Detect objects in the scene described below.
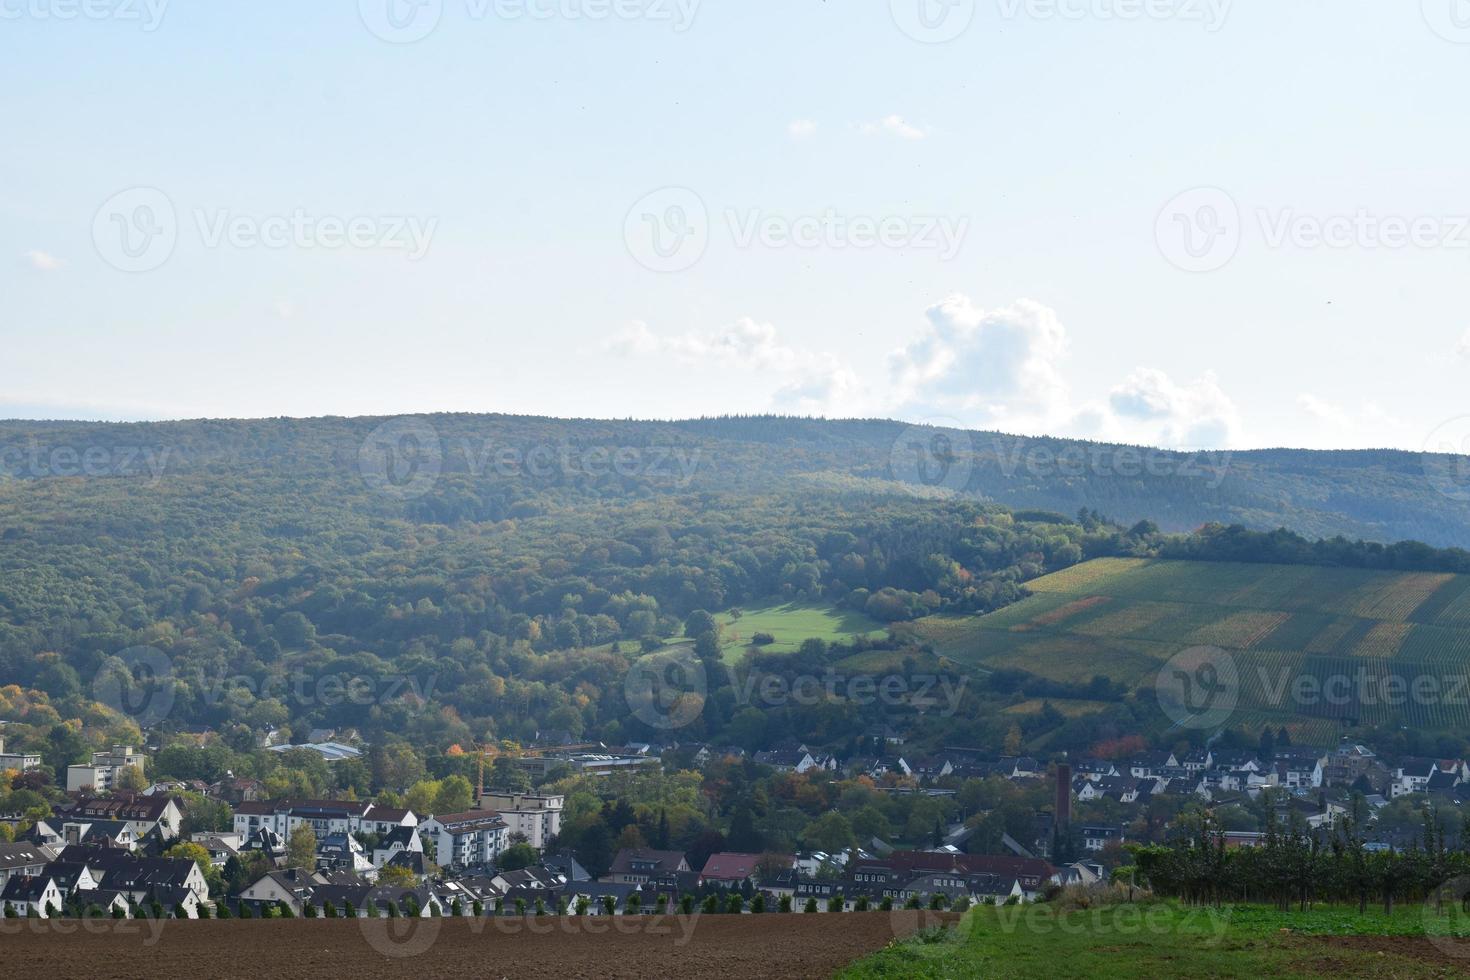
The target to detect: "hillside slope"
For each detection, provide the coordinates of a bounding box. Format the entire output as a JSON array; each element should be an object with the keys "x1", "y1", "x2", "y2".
[{"x1": 911, "y1": 557, "x2": 1470, "y2": 737}]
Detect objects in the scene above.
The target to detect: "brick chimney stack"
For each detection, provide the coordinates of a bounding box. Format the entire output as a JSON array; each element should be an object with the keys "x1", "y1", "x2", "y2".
[{"x1": 1055, "y1": 758, "x2": 1072, "y2": 830}]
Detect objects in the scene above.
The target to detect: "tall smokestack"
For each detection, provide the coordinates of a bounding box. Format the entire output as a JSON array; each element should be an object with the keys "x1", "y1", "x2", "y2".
[{"x1": 1055, "y1": 758, "x2": 1072, "y2": 831}]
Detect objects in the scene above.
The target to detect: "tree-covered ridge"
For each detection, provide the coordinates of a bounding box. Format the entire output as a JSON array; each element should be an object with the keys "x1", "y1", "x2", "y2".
[
  {"x1": 4, "y1": 413, "x2": 1470, "y2": 774},
  {"x1": 1, "y1": 413, "x2": 1468, "y2": 545}
]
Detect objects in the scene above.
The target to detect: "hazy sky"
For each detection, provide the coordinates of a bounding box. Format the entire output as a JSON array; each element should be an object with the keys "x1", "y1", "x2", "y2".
[{"x1": 5, "y1": 1, "x2": 1470, "y2": 451}]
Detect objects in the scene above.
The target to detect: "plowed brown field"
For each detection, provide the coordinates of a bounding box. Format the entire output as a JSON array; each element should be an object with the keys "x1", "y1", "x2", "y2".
[{"x1": 0, "y1": 912, "x2": 942, "y2": 980}]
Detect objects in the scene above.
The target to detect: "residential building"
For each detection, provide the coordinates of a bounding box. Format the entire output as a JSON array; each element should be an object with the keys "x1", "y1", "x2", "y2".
[
  {"x1": 0, "y1": 736, "x2": 41, "y2": 773},
  {"x1": 0, "y1": 842, "x2": 55, "y2": 889},
  {"x1": 419, "y1": 811, "x2": 508, "y2": 869},
  {"x1": 476, "y1": 793, "x2": 563, "y2": 849},
  {"x1": 66, "y1": 745, "x2": 147, "y2": 793},
  {"x1": 606, "y1": 848, "x2": 689, "y2": 885}
]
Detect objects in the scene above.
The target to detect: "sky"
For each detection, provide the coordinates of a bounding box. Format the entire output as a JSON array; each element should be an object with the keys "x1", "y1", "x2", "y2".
[{"x1": 4, "y1": 0, "x2": 1470, "y2": 452}]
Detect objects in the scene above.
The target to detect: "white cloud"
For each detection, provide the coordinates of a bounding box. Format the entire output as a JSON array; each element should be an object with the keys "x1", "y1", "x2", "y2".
[
  {"x1": 888, "y1": 294, "x2": 1243, "y2": 449},
  {"x1": 860, "y1": 115, "x2": 927, "y2": 141},
  {"x1": 889, "y1": 295, "x2": 1071, "y2": 428},
  {"x1": 1294, "y1": 393, "x2": 1404, "y2": 449},
  {"x1": 1106, "y1": 368, "x2": 1241, "y2": 449},
  {"x1": 787, "y1": 119, "x2": 817, "y2": 141},
  {"x1": 608, "y1": 296, "x2": 1246, "y2": 448},
  {"x1": 603, "y1": 317, "x2": 863, "y2": 416},
  {"x1": 603, "y1": 321, "x2": 663, "y2": 357},
  {"x1": 25, "y1": 250, "x2": 62, "y2": 272},
  {"x1": 1457, "y1": 329, "x2": 1470, "y2": 359}
]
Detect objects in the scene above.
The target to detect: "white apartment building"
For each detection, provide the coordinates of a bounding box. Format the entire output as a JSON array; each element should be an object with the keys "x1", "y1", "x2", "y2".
[{"x1": 476, "y1": 792, "x2": 564, "y2": 849}]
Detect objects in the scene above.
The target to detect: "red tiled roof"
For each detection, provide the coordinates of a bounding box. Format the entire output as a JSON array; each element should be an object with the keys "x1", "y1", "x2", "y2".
[{"x1": 700, "y1": 852, "x2": 780, "y2": 880}]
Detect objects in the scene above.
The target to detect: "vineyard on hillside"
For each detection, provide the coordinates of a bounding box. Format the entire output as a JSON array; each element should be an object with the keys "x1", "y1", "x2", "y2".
[{"x1": 909, "y1": 558, "x2": 1470, "y2": 734}]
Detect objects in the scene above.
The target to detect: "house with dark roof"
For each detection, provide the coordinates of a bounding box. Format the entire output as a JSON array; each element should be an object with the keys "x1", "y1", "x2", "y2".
[
  {"x1": 65, "y1": 794, "x2": 183, "y2": 842},
  {"x1": 607, "y1": 848, "x2": 690, "y2": 884},
  {"x1": 699, "y1": 852, "x2": 790, "y2": 888},
  {"x1": 0, "y1": 842, "x2": 55, "y2": 889},
  {"x1": 0, "y1": 873, "x2": 63, "y2": 917}
]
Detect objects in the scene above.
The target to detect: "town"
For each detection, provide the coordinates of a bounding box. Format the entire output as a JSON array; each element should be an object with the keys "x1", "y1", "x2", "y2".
[{"x1": 2, "y1": 728, "x2": 1464, "y2": 921}]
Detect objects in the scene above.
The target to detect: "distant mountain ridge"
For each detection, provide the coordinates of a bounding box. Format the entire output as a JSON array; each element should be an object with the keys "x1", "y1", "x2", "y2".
[{"x1": 0, "y1": 413, "x2": 1465, "y2": 547}]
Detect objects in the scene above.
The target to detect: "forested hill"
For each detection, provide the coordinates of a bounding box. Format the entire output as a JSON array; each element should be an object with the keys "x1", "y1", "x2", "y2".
[
  {"x1": 0, "y1": 413, "x2": 1465, "y2": 547},
  {"x1": 2, "y1": 411, "x2": 1469, "y2": 762}
]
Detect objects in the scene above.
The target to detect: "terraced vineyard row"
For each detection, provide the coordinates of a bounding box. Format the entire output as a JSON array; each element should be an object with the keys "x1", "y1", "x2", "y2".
[{"x1": 910, "y1": 559, "x2": 1470, "y2": 732}]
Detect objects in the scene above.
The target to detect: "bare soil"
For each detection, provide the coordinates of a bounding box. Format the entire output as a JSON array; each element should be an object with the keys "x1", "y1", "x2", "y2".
[{"x1": 0, "y1": 912, "x2": 939, "y2": 980}]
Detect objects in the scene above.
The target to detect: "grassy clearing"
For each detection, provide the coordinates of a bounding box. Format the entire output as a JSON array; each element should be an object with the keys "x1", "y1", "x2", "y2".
[
  {"x1": 836, "y1": 902, "x2": 1470, "y2": 979},
  {"x1": 717, "y1": 601, "x2": 887, "y2": 663}
]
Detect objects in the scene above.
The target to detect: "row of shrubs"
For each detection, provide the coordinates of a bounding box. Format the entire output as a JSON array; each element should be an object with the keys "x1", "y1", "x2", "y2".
[{"x1": 4, "y1": 892, "x2": 1007, "y2": 921}]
